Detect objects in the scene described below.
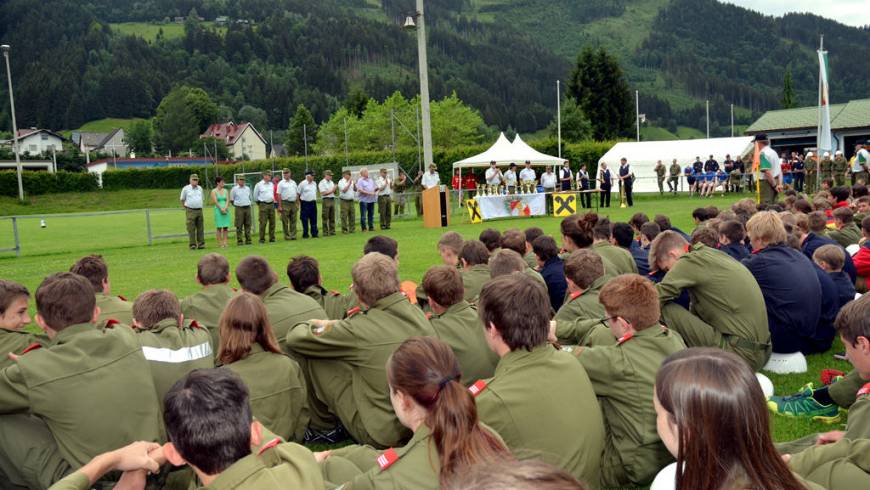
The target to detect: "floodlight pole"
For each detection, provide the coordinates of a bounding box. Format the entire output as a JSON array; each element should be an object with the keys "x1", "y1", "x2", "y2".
[
  {"x1": 730, "y1": 103, "x2": 734, "y2": 137},
  {"x1": 706, "y1": 99, "x2": 710, "y2": 138},
  {"x1": 556, "y1": 80, "x2": 562, "y2": 158},
  {"x1": 635, "y1": 90, "x2": 640, "y2": 142},
  {"x1": 414, "y1": 0, "x2": 434, "y2": 169},
  {"x1": 2, "y1": 45, "x2": 24, "y2": 201}
]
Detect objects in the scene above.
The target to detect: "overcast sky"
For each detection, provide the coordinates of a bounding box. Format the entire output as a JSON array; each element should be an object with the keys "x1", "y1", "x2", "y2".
[{"x1": 720, "y1": 0, "x2": 870, "y2": 27}]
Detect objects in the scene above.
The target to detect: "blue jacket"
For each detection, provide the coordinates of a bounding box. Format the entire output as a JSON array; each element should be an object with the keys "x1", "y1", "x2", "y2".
[
  {"x1": 742, "y1": 245, "x2": 821, "y2": 354},
  {"x1": 829, "y1": 271, "x2": 857, "y2": 310},
  {"x1": 540, "y1": 257, "x2": 568, "y2": 312},
  {"x1": 802, "y1": 232, "x2": 857, "y2": 283},
  {"x1": 719, "y1": 242, "x2": 749, "y2": 262},
  {"x1": 669, "y1": 227, "x2": 690, "y2": 241},
  {"x1": 627, "y1": 241, "x2": 650, "y2": 276},
  {"x1": 811, "y1": 264, "x2": 838, "y2": 354}
]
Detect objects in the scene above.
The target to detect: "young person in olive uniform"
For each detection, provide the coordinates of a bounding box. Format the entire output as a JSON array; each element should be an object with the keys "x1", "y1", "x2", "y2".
[
  {"x1": 234, "y1": 256, "x2": 327, "y2": 352},
  {"x1": 474, "y1": 273, "x2": 605, "y2": 488},
  {"x1": 668, "y1": 159, "x2": 681, "y2": 194},
  {"x1": 828, "y1": 207, "x2": 862, "y2": 248},
  {"x1": 459, "y1": 240, "x2": 491, "y2": 303},
  {"x1": 132, "y1": 289, "x2": 215, "y2": 403},
  {"x1": 0, "y1": 280, "x2": 43, "y2": 369},
  {"x1": 318, "y1": 337, "x2": 510, "y2": 489},
  {"x1": 286, "y1": 253, "x2": 435, "y2": 449},
  {"x1": 833, "y1": 151, "x2": 849, "y2": 187},
  {"x1": 650, "y1": 231, "x2": 771, "y2": 370},
  {"x1": 218, "y1": 293, "x2": 309, "y2": 443},
  {"x1": 422, "y1": 265, "x2": 499, "y2": 386},
  {"x1": 286, "y1": 255, "x2": 348, "y2": 321},
  {"x1": 0, "y1": 273, "x2": 162, "y2": 489},
  {"x1": 181, "y1": 253, "x2": 236, "y2": 348},
  {"x1": 70, "y1": 254, "x2": 133, "y2": 325},
  {"x1": 655, "y1": 160, "x2": 666, "y2": 195},
  {"x1": 553, "y1": 250, "x2": 607, "y2": 324},
  {"x1": 591, "y1": 221, "x2": 638, "y2": 275}
]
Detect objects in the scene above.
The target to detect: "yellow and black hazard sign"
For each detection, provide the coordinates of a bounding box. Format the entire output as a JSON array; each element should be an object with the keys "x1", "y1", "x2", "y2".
[
  {"x1": 467, "y1": 199, "x2": 482, "y2": 223},
  {"x1": 553, "y1": 192, "x2": 577, "y2": 217}
]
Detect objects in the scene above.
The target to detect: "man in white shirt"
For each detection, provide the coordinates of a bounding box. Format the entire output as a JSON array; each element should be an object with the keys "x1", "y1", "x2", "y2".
[
  {"x1": 853, "y1": 141, "x2": 870, "y2": 186},
  {"x1": 485, "y1": 161, "x2": 503, "y2": 187},
  {"x1": 559, "y1": 161, "x2": 573, "y2": 191},
  {"x1": 422, "y1": 164, "x2": 440, "y2": 189},
  {"x1": 756, "y1": 133, "x2": 782, "y2": 205},
  {"x1": 252, "y1": 171, "x2": 276, "y2": 243},
  {"x1": 337, "y1": 169, "x2": 356, "y2": 234},
  {"x1": 541, "y1": 167, "x2": 557, "y2": 215},
  {"x1": 318, "y1": 170, "x2": 337, "y2": 236},
  {"x1": 376, "y1": 168, "x2": 393, "y2": 230},
  {"x1": 504, "y1": 163, "x2": 518, "y2": 194},
  {"x1": 180, "y1": 173, "x2": 205, "y2": 250},
  {"x1": 519, "y1": 160, "x2": 536, "y2": 185},
  {"x1": 230, "y1": 175, "x2": 252, "y2": 245},
  {"x1": 276, "y1": 168, "x2": 298, "y2": 241},
  {"x1": 297, "y1": 170, "x2": 319, "y2": 238}
]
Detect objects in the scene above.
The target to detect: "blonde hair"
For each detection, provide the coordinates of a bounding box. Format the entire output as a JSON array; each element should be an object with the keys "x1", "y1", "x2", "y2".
[
  {"x1": 352, "y1": 252, "x2": 400, "y2": 305},
  {"x1": 745, "y1": 211, "x2": 787, "y2": 247}
]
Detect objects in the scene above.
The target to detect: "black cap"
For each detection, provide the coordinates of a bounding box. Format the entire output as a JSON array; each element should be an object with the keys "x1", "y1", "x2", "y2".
[
  {"x1": 753, "y1": 133, "x2": 769, "y2": 142},
  {"x1": 304, "y1": 170, "x2": 314, "y2": 176}
]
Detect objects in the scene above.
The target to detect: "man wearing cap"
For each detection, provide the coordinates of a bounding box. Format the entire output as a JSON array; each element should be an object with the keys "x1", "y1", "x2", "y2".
[
  {"x1": 519, "y1": 161, "x2": 536, "y2": 185},
  {"x1": 756, "y1": 134, "x2": 783, "y2": 205},
  {"x1": 277, "y1": 169, "x2": 299, "y2": 241},
  {"x1": 230, "y1": 175, "x2": 252, "y2": 245},
  {"x1": 180, "y1": 174, "x2": 205, "y2": 250},
  {"x1": 337, "y1": 169, "x2": 356, "y2": 234},
  {"x1": 356, "y1": 168, "x2": 377, "y2": 232},
  {"x1": 253, "y1": 171, "x2": 276, "y2": 243},
  {"x1": 852, "y1": 142, "x2": 870, "y2": 185},
  {"x1": 376, "y1": 168, "x2": 392, "y2": 230},
  {"x1": 805, "y1": 151, "x2": 818, "y2": 195},
  {"x1": 319, "y1": 170, "x2": 337, "y2": 236},
  {"x1": 298, "y1": 170, "x2": 319, "y2": 238},
  {"x1": 819, "y1": 152, "x2": 833, "y2": 184},
  {"x1": 832, "y1": 151, "x2": 848, "y2": 187},
  {"x1": 485, "y1": 161, "x2": 503, "y2": 188},
  {"x1": 504, "y1": 163, "x2": 518, "y2": 194},
  {"x1": 422, "y1": 164, "x2": 440, "y2": 190}
]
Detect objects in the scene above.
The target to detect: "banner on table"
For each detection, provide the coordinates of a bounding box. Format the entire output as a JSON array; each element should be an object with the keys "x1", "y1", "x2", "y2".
[
  {"x1": 553, "y1": 192, "x2": 576, "y2": 217},
  {"x1": 475, "y1": 194, "x2": 546, "y2": 221},
  {"x1": 466, "y1": 199, "x2": 482, "y2": 223}
]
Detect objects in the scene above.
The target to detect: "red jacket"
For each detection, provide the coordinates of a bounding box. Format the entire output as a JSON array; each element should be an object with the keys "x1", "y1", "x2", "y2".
[
  {"x1": 452, "y1": 175, "x2": 461, "y2": 190},
  {"x1": 854, "y1": 244, "x2": 870, "y2": 279}
]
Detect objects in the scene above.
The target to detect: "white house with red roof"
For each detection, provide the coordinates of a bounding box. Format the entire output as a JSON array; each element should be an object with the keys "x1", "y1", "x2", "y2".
[
  {"x1": 201, "y1": 121, "x2": 267, "y2": 161},
  {"x1": 8, "y1": 128, "x2": 65, "y2": 155}
]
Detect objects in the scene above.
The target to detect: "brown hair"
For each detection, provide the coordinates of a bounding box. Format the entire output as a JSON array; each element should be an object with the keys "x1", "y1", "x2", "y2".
[
  {"x1": 132, "y1": 289, "x2": 182, "y2": 329},
  {"x1": 653, "y1": 214, "x2": 673, "y2": 231},
  {"x1": 35, "y1": 272, "x2": 96, "y2": 330},
  {"x1": 592, "y1": 218, "x2": 612, "y2": 240},
  {"x1": 794, "y1": 214, "x2": 809, "y2": 234},
  {"x1": 447, "y1": 459, "x2": 586, "y2": 490},
  {"x1": 832, "y1": 206, "x2": 854, "y2": 225},
  {"x1": 364, "y1": 235, "x2": 399, "y2": 259},
  {"x1": 793, "y1": 199, "x2": 813, "y2": 214},
  {"x1": 197, "y1": 253, "x2": 230, "y2": 286},
  {"x1": 438, "y1": 232, "x2": 465, "y2": 255},
  {"x1": 0, "y1": 280, "x2": 29, "y2": 315},
  {"x1": 217, "y1": 292, "x2": 282, "y2": 365},
  {"x1": 649, "y1": 231, "x2": 689, "y2": 270},
  {"x1": 560, "y1": 213, "x2": 598, "y2": 250},
  {"x1": 718, "y1": 220, "x2": 745, "y2": 244},
  {"x1": 655, "y1": 348, "x2": 807, "y2": 490},
  {"x1": 69, "y1": 254, "x2": 107, "y2": 293},
  {"x1": 599, "y1": 275, "x2": 659, "y2": 329},
  {"x1": 479, "y1": 274, "x2": 549, "y2": 351},
  {"x1": 813, "y1": 244, "x2": 845, "y2": 272},
  {"x1": 235, "y1": 256, "x2": 276, "y2": 295},
  {"x1": 812, "y1": 198, "x2": 832, "y2": 211},
  {"x1": 460, "y1": 240, "x2": 490, "y2": 266},
  {"x1": 745, "y1": 211, "x2": 787, "y2": 246},
  {"x1": 488, "y1": 249, "x2": 527, "y2": 278},
  {"x1": 532, "y1": 235, "x2": 560, "y2": 262},
  {"x1": 640, "y1": 222, "x2": 661, "y2": 242},
  {"x1": 423, "y1": 266, "x2": 464, "y2": 307},
  {"x1": 523, "y1": 227, "x2": 544, "y2": 246},
  {"x1": 629, "y1": 212, "x2": 650, "y2": 231},
  {"x1": 731, "y1": 198, "x2": 759, "y2": 216},
  {"x1": 352, "y1": 252, "x2": 400, "y2": 306},
  {"x1": 690, "y1": 227, "x2": 718, "y2": 248},
  {"x1": 478, "y1": 229, "x2": 502, "y2": 252},
  {"x1": 563, "y1": 250, "x2": 604, "y2": 289},
  {"x1": 387, "y1": 336, "x2": 511, "y2": 486},
  {"x1": 808, "y1": 211, "x2": 828, "y2": 233},
  {"x1": 500, "y1": 229, "x2": 527, "y2": 255},
  {"x1": 286, "y1": 256, "x2": 320, "y2": 292}
]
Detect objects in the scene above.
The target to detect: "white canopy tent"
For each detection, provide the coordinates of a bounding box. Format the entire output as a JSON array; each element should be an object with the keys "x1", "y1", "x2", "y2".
[
  {"x1": 452, "y1": 133, "x2": 567, "y2": 169},
  {"x1": 597, "y1": 136, "x2": 754, "y2": 193}
]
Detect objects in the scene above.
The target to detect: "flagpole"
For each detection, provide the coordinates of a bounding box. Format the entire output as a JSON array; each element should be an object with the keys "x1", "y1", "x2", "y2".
[{"x1": 817, "y1": 34, "x2": 823, "y2": 192}]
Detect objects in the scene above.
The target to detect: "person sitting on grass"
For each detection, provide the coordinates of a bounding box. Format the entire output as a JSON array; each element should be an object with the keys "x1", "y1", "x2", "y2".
[
  {"x1": 855, "y1": 216, "x2": 870, "y2": 290},
  {"x1": 501, "y1": 229, "x2": 545, "y2": 283},
  {"x1": 532, "y1": 235, "x2": 568, "y2": 312},
  {"x1": 716, "y1": 220, "x2": 749, "y2": 261},
  {"x1": 437, "y1": 231, "x2": 464, "y2": 268},
  {"x1": 828, "y1": 207, "x2": 862, "y2": 248},
  {"x1": 286, "y1": 255, "x2": 347, "y2": 320},
  {"x1": 613, "y1": 222, "x2": 649, "y2": 276},
  {"x1": 560, "y1": 214, "x2": 616, "y2": 282},
  {"x1": 796, "y1": 212, "x2": 857, "y2": 283},
  {"x1": 592, "y1": 219, "x2": 638, "y2": 275},
  {"x1": 459, "y1": 240, "x2": 491, "y2": 303},
  {"x1": 70, "y1": 254, "x2": 132, "y2": 325},
  {"x1": 813, "y1": 244, "x2": 857, "y2": 310},
  {"x1": 218, "y1": 292, "x2": 308, "y2": 443},
  {"x1": 638, "y1": 222, "x2": 660, "y2": 251},
  {"x1": 651, "y1": 348, "x2": 817, "y2": 490},
  {"x1": 523, "y1": 227, "x2": 545, "y2": 269},
  {"x1": 0, "y1": 280, "x2": 42, "y2": 369},
  {"x1": 451, "y1": 459, "x2": 587, "y2": 490},
  {"x1": 689, "y1": 226, "x2": 719, "y2": 249},
  {"x1": 479, "y1": 228, "x2": 502, "y2": 254},
  {"x1": 180, "y1": 253, "x2": 235, "y2": 348},
  {"x1": 317, "y1": 337, "x2": 511, "y2": 489},
  {"x1": 488, "y1": 249, "x2": 528, "y2": 279},
  {"x1": 553, "y1": 250, "x2": 607, "y2": 325},
  {"x1": 653, "y1": 214, "x2": 690, "y2": 241}
]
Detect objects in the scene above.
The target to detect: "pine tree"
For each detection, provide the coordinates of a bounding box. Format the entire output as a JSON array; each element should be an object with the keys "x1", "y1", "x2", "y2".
[
  {"x1": 781, "y1": 67, "x2": 796, "y2": 109},
  {"x1": 567, "y1": 47, "x2": 632, "y2": 140},
  {"x1": 285, "y1": 104, "x2": 317, "y2": 156}
]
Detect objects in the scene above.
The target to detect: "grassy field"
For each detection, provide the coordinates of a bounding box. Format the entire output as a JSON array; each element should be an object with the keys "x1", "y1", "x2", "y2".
[
  {"x1": 109, "y1": 22, "x2": 227, "y2": 42},
  {"x1": 60, "y1": 117, "x2": 146, "y2": 138},
  {"x1": 0, "y1": 188, "x2": 852, "y2": 466}
]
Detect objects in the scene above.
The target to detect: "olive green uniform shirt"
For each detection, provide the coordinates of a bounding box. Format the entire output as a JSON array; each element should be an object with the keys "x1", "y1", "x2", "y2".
[
  {"x1": 833, "y1": 156, "x2": 849, "y2": 183},
  {"x1": 260, "y1": 283, "x2": 328, "y2": 351},
  {"x1": 475, "y1": 344, "x2": 605, "y2": 488},
  {"x1": 524, "y1": 265, "x2": 546, "y2": 284},
  {"x1": 819, "y1": 157, "x2": 833, "y2": 180},
  {"x1": 224, "y1": 344, "x2": 309, "y2": 443},
  {"x1": 669, "y1": 163, "x2": 681, "y2": 177},
  {"x1": 428, "y1": 301, "x2": 498, "y2": 386},
  {"x1": 789, "y1": 438, "x2": 870, "y2": 490},
  {"x1": 553, "y1": 276, "x2": 606, "y2": 323},
  {"x1": 136, "y1": 318, "x2": 215, "y2": 406},
  {"x1": 592, "y1": 241, "x2": 638, "y2": 275},
  {"x1": 286, "y1": 292, "x2": 435, "y2": 448},
  {"x1": 0, "y1": 323, "x2": 162, "y2": 467},
  {"x1": 524, "y1": 251, "x2": 538, "y2": 269},
  {"x1": 461, "y1": 264, "x2": 491, "y2": 302},
  {"x1": 181, "y1": 283, "x2": 235, "y2": 347},
  {"x1": 0, "y1": 328, "x2": 41, "y2": 370},
  {"x1": 572, "y1": 325, "x2": 686, "y2": 486},
  {"x1": 95, "y1": 292, "x2": 133, "y2": 325},
  {"x1": 302, "y1": 285, "x2": 347, "y2": 321},
  {"x1": 828, "y1": 223, "x2": 862, "y2": 248}
]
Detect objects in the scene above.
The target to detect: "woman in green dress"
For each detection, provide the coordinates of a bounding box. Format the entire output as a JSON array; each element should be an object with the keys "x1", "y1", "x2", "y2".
[{"x1": 211, "y1": 176, "x2": 230, "y2": 248}]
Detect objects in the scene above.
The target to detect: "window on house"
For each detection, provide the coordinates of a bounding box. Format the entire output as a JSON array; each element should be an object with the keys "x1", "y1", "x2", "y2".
[
  {"x1": 41, "y1": 134, "x2": 48, "y2": 140},
  {"x1": 28, "y1": 144, "x2": 37, "y2": 152}
]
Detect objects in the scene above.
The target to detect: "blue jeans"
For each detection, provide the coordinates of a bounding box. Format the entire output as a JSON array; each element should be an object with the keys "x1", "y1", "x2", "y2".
[
  {"x1": 300, "y1": 200, "x2": 318, "y2": 238},
  {"x1": 360, "y1": 201, "x2": 374, "y2": 230}
]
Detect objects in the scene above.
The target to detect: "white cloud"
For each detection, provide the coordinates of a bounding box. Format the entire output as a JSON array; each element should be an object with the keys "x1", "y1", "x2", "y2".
[{"x1": 719, "y1": 0, "x2": 870, "y2": 27}]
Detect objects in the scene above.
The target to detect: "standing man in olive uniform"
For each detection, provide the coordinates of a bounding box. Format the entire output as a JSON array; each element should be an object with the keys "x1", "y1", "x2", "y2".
[
  {"x1": 651, "y1": 231, "x2": 771, "y2": 370},
  {"x1": 230, "y1": 175, "x2": 253, "y2": 245},
  {"x1": 253, "y1": 171, "x2": 276, "y2": 243},
  {"x1": 553, "y1": 250, "x2": 607, "y2": 323},
  {"x1": 474, "y1": 274, "x2": 605, "y2": 487},
  {"x1": 668, "y1": 159, "x2": 681, "y2": 194},
  {"x1": 833, "y1": 151, "x2": 848, "y2": 187},
  {"x1": 337, "y1": 170, "x2": 356, "y2": 234},
  {"x1": 277, "y1": 168, "x2": 299, "y2": 241},
  {"x1": 319, "y1": 170, "x2": 337, "y2": 236},
  {"x1": 70, "y1": 254, "x2": 133, "y2": 325},
  {"x1": 423, "y1": 265, "x2": 499, "y2": 386},
  {"x1": 805, "y1": 152, "x2": 818, "y2": 195},
  {"x1": 180, "y1": 173, "x2": 205, "y2": 250},
  {"x1": 286, "y1": 255, "x2": 348, "y2": 321},
  {"x1": 459, "y1": 240, "x2": 491, "y2": 303},
  {"x1": 286, "y1": 253, "x2": 435, "y2": 449},
  {"x1": 655, "y1": 160, "x2": 666, "y2": 195},
  {"x1": 376, "y1": 168, "x2": 393, "y2": 230},
  {"x1": 0, "y1": 273, "x2": 162, "y2": 489},
  {"x1": 392, "y1": 172, "x2": 408, "y2": 216},
  {"x1": 181, "y1": 253, "x2": 236, "y2": 348},
  {"x1": 819, "y1": 152, "x2": 834, "y2": 185}
]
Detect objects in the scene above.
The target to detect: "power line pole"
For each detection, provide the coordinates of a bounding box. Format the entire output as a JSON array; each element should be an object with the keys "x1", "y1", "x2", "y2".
[
  {"x1": 730, "y1": 103, "x2": 734, "y2": 137},
  {"x1": 1, "y1": 45, "x2": 23, "y2": 201},
  {"x1": 414, "y1": 0, "x2": 433, "y2": 169},
  {"x1": 635, "y1": 90, "x2": 640, "y2": 142},
  {"x1": 556, "y1": 80, "x2": 562, "y2": 157},
  {"x1": 706, "y1": 99, "x2": 710, "y2": 138}
]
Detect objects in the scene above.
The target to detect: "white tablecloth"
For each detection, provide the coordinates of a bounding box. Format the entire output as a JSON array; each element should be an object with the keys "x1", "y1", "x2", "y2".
[{"x1": 474, "y1": 194, "x2": 546, "y2": 220}]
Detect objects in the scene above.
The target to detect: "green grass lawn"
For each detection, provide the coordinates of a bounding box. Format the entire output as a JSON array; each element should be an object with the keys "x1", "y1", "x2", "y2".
[
  {"x1": 0, "y1": 188, "x2": 852, "y2": 478},
  {"x1": 109, "y1": 22, "x2": 226, "y2": 42},
  {"x1": 60, "y1": 117, "x2": 147, "y2": 138}
]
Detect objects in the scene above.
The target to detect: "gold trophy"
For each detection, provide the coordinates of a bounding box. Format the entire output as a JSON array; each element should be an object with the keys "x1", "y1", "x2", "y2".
[{"x1": 475, "y1": 184, "x2": 481, "y2": 198}]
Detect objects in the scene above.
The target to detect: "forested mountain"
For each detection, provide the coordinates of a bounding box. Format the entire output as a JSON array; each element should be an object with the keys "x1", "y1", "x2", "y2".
[{"x1": 0, "y1": 0, "x2": 868, "y2": 137}]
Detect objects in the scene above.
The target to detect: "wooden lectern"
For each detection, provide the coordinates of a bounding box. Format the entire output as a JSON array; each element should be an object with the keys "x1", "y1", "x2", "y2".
[{"x1": 422, "y1": 186, "x2": 450, "y2": 228}]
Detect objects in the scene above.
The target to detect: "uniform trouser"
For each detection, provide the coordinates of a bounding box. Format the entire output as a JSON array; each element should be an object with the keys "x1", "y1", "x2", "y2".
[
  {"x1": 834, "y1": 174, "x2": 846, "y2": 187},
  {"x1": 321, "y1": 198, "x2": 335, "y2": 235},
  {"x1": 185, "y1": 208, "x2": 204, "y2": 248},
  {"x1": 806, "y1": 174, "x2": 817, "y2": 195},
  {"x1": 794, "y1": 453, "x2": 870, "y2": 490},
  {"x1": 300, "y1": 201, "x2": 318, "y2": 238},
  {"x1": 414, "y1": 192, "x2": 423, "y2": 217},
  {"x1": 760, "y1": 180, "x2": 778, "y2": 205},
  {"x1": 661, "y1": 303, "x2": 770, "y2": 371},
  {"x1": 340, "y1": 199, "x2": 356, "y2": 233},
  {"x1": 657, "y1": 178, "x2": 665, "y2": 194},
  {"x1": 280, "y1": 201, "x2": 298, "y2": 240},
  {"x1": 579, "y1": 188, "x2": 591, "y2": 208},
  {"x1": 393, "y1": 194, "x2": 405, "y2": 215},
  {"x1": 623, "y1": 182, "x2": 634, "y2": 206},
  {"x1": 257, "y1": 202, "x2": 275, "y2": 242},
  {"x1": 667, "y1": 177, "x2": 678, "y2": 192},
  {"x1": 544, "y1": 188, "x2": 555, "y2": 214},
  {"x1": 234, "y1": 206, "x2": 252, "y2": 244},
  {"x1": 377, "y1": 196, "x2": 392, "y2": 229},
  {"x1": 600, "y1": 188, "x2": 611, "y2": 207},
  {"x1": 599, "y1": 424, "x2": 665, "y2": 488},
  {"x1": 305, "y1": 359, "x2": 378, "y2": 447},
  {"x1": 360, "y1": 202, "x2": 374, "y2": 230},
  {"x1": 0, "y1": 414, "x2": 72, "y2": 489}
]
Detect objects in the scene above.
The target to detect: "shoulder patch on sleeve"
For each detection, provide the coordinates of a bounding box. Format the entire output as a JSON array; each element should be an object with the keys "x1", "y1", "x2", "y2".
[
  {"x1": 20, "y1": 342, "x2": 42, "y2": 355},
  {"x1": 346, "y1": 306, "x2": 361, "y2": 318},
  {"x1": 616, "y1": 332, "x2": 634, "y2": 345},
  {"x1": 858, "y1": 383, "x2": 870, "y2": 398},
  {"x1": 376, "y1": 448, "x2": 399, "y2": 471},
  {"x1": 468, "y1": 379, "x2": 488, "y2": 397},
  {"x1": 256, "y1": 437, "x2": 282, "y2": 456}
]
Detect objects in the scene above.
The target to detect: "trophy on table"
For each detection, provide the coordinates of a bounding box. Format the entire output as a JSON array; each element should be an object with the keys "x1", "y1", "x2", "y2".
[{"x1": 475, "y1": 184, "x2": 482, "y2": 198}]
